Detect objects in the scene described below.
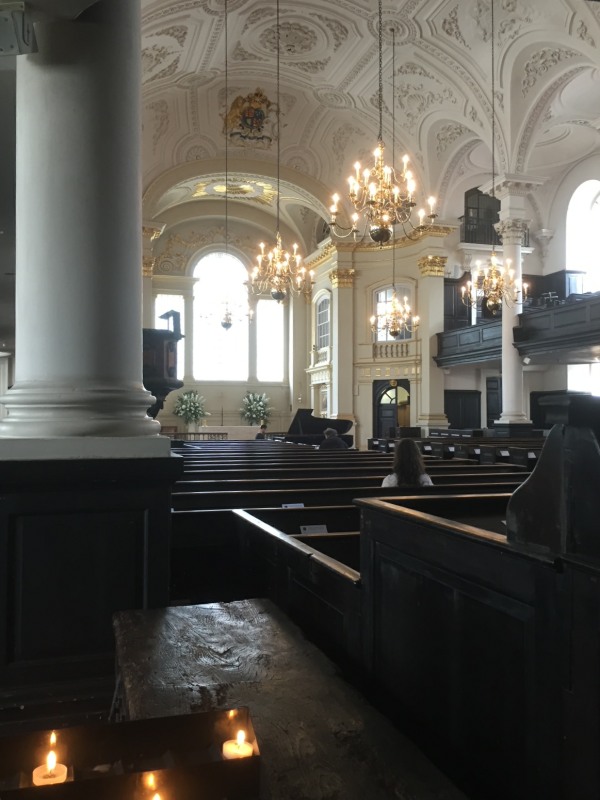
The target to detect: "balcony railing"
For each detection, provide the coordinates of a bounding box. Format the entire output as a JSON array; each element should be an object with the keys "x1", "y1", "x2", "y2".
[{"x1": 459, "y1": 218, "x2": 530, "y2": 248}]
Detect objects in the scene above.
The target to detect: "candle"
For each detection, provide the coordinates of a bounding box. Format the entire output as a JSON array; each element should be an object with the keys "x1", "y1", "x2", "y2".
[
  {"x1": 32, "y1": 750, "x2": 68, "y2": 786},
  {"x1": 222, "y1": 730, "x2": 253, "y2": 760}
]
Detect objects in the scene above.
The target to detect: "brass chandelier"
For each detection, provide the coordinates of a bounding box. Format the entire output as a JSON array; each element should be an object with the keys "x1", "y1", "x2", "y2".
[
  {"x1": 248, "y1": 0, "x2": 314, "y2": 302},
  {"x1": 370, "y1": 218, "x2": 419, "y2": 339},
  {"x1": 461, "y1": 253, "x2": 527, "y2": 315},
  {"x1": 461, "y1": 0, "x2": 527, "y2": 315},
  {"x1": 330, "y1": 2, "x2": 436, "y2": 246}
]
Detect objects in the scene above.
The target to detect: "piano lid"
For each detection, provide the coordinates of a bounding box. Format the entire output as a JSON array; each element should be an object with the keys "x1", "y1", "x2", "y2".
[{"x1": 287, "y1": 409, "x2": 353, "y2": 436}]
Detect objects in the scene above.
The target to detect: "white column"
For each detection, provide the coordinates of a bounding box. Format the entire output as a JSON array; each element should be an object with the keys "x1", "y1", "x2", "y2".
[
  {"x1": 496, "y1": 218, "x2": 530, "y2": 424},
  {"x1": 415, "y1": 255, "x2": 448, "y2": 432},
  {"x1": 183, "y1": 290, "x2": 195, "y2": 382},
  {"x1": 0, "y1": 0, "x2": 166, "y2": 456},
  {"x1": 0, "y1": 353, "x2": 10, "y2": 420},
  {"x1": 330, "y1": 267, "x2": 355, "y2": 420}
]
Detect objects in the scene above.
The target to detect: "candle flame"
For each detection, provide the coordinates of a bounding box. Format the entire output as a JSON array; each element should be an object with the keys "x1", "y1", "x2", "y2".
[
  {"x1": 144, "y1": 773, "x2": 156, "y2": 790},
  {"x1": 236, "y1": 730, "x2": 246, "y2": 747},
  {"x1": 152, "y1": 794, "x2": 161, "y2": 800},
  {"x1": 49, "y1": 731, "x2": 57, "y2": 747},
  {"x1": 47, "y1": 750, "x2": 57, "y2": 773}
]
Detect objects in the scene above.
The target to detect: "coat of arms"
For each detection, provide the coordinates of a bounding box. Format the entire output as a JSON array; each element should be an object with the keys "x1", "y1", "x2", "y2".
[{"x1": 224, "y1": 88, "x2": 275, "y2": 147}]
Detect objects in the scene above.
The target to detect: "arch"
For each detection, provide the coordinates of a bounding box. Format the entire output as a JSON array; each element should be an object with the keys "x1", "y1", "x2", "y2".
[{"x1": 566, "y1": 179, "x2": 600, "y2": 291}]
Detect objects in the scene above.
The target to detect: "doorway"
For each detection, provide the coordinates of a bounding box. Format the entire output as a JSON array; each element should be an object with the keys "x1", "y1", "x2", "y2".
[{"x1": 373, "y1": 379, "x2": 411, "y2": 439}]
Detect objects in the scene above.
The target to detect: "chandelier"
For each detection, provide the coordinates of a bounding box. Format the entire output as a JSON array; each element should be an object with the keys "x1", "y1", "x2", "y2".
[
  {"x1": 461, "y1": 253, "x2": 528, "y2": 315},
  {"x1": 330, "y1": 3, "x2": 436, "y2": 246},
  {"x1": 248, "y1": 0, "x2": 314, "y2": 303},
  {"x1": 370, "y1": 208, "x2": 419, "y2": 338},
  {"x1": 461, "y1": 0, "x2": 527, "y2": 315}
]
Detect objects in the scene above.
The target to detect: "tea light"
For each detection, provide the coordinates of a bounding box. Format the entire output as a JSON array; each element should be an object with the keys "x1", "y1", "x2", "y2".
[
  {"x1": 222, "y1": 730, "x2": 253, "y2": 760},
  {"x1": 32, "y1": 750, "x2": 68, "y2": 786}
]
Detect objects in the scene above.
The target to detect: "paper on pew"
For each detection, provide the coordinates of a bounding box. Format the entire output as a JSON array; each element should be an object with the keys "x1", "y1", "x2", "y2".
[
  {"x1": 300, "y1": 524, "x2": 328, "y2": 534},
  {"x1": 282, "y1": 503, "x2": 304, "y2": 508}
]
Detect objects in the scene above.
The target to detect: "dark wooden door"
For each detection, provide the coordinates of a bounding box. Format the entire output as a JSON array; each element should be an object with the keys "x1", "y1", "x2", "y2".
[
  {"x1": 444, "y1": 390, "x2": 481, "y2": 429},
  {"x1": 486, "y1": 377, "x2": 502, "y2": 428}
]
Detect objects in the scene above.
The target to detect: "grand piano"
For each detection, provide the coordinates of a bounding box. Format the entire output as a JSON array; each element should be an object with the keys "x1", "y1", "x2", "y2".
[{"x1": 276, "y1": 408, "x2": 354, "y2": 448}]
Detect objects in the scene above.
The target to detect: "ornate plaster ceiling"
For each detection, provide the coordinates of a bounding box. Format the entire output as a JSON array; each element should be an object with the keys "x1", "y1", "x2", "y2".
[{"x1": 141, "y1": 0, "x2": 600, "y2": 251}]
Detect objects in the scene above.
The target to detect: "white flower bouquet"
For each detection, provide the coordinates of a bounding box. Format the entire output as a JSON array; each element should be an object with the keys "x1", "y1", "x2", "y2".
[
  {"x1": 240, "y1": 392, "x2": 273, "y2": 425},
  {"x1": 173, "y1": 390, "x2": 210, "y2": 425}
]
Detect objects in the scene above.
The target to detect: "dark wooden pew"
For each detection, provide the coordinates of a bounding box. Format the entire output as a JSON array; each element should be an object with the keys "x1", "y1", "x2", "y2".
[{"x1": 170, "y1": 476, "x2": 526, "y2": 510}]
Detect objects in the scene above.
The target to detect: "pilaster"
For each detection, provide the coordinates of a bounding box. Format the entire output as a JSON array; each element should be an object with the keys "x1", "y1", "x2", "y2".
[
  {"x1": 329, "y1": 266, "x2": 355, "y2": 420},
  {"x1": 415, "y1": 255, "x2": 448, "y2": 432}
]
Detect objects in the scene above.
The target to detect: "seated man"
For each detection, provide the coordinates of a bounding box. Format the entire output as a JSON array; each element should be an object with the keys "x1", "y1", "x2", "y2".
[
  {"x1": 255, "y1": 424, "x2": 268, "y2": 439},
  {"x1": 319, "y1": 427, "x2": 348, "y2": 450}
]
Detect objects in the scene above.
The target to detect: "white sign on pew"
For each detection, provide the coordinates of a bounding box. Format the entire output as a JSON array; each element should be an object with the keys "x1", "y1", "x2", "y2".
[
  {"x1": 282, "y1": 503, "x2": 304, "y2": 509},
  {"x1": 300, "y1": 525, "x2": 328, "y2": 534}
]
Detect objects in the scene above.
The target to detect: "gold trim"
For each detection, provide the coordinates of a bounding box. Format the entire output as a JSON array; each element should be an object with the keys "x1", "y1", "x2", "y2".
[
  {"x1": 329, "y1": 268, "x2": 355, "y2": 288},
  {"x1": 303, "y1": 241, "x2": 336, "y2": 270},
  {"x1": 418, "y1": 255, "x2": 447, "y2": 276},
  {"x1": 143, "y1": 224, "x2": 165, "y2": 242},
  {"x1": 142, "y1": 255, "x2": 156, "y2": 277}
]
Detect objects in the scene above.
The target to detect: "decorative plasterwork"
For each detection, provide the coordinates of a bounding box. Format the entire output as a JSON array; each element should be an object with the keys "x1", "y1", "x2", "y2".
[
  {"x1": 303, "y1": 241, "x2": 336, "y2": 270},
  {"x1": 516, "y1": 67, "x2": 585, "y2": 172},
  {"x1": 224, "y1": 89, "x2": 275, "y2": 148},
  {"x1": 436, "y1": 123, "x2": 470, "y2": 157},
  {"x1": 495, "y1": 218, "x2": 530, "y2": 245},
  {"x1": 307, "y1": 366, "x2": 332, "y2": 384},
  {"x1": 146, "y1": 100, "x2": 170, "y2": 149},
  {"x1": 329, "y1": 269, "x2": 355, "y2": 289},
  {"x1": 576, "y1": 20, "x2": 595, "y2": 47},
  {"x1": 192, "y1": 178, "x2": 277, "y2": 206},
  {"x1": 442, "y1": 6, "x2": 469, "y2": 50},
  {"x1": 522, "y1": 48, "x2": 579, "y2": 96},
  {"x1": 418, "y1": 255, "x2": 447, "y2": 277}
]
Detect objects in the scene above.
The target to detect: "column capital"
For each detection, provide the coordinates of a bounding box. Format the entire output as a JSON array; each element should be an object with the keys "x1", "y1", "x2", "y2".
[
  {"x1": 143, "y1": 222, "x2": 166, "y2": 243},
  {"x1": 418, "y1": 255, "x2": 446, "y2": 277},
  {"x1": 495, "y1": 218, "x2": 529, "y2": 246},
  {"x1": 481, "y1": 173, "x2": 546, "y2": 199},
  {"x1": 329, "y1": 268, "x2": 355, "y2": 288}
]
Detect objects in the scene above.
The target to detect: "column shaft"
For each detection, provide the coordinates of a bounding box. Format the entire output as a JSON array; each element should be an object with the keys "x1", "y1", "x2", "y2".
[{"x1": 1, "y1": 0, "x2": 161, "y2": 447}]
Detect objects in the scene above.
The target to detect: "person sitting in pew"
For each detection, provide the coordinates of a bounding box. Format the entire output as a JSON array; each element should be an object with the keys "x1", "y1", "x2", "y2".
[
  {"x1": 381, "y1": 438, "x2": 433, "y2": 487},
  {"x1": 255, "y1": 424, "x2": 268, "y2": 440},
  {"x1": 319, "y1": 427, "x2": 349, "y2": 450}
]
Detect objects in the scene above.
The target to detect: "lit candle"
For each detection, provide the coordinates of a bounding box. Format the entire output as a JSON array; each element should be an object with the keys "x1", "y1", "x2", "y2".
[
  {"x1": 32, "y1": 749, "x2": 68, "y2": 786},
  {"x1": 222, "y1": 730, "x2": 254, "y2": 760}
]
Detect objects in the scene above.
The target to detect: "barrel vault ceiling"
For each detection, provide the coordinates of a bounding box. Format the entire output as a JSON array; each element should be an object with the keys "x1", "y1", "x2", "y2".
[{"x1": 1, "y1": 0, "x2": 600, "y2": 348}]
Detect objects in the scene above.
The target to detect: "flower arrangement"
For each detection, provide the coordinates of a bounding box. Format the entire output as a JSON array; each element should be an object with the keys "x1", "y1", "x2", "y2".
[
  {"x1": 173, "y1": 390, "x2": 210, "y2": 425},
  {"x1": 240, "y1": 392, "x2": 273, "y2": 426}
]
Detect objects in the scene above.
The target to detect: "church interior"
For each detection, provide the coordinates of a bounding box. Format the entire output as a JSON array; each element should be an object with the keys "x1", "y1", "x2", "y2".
[{"x1": 1, "y1": 0, "x2": 600, "y2": 798}]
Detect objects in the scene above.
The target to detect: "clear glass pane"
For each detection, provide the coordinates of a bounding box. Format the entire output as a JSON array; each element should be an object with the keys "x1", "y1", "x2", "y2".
[
  {"x1": 193, "y1": 253, "x2": 250, "y2": 381},
  {"x1": 256, "y1": 299, "x2": 284, "y2": 382}
]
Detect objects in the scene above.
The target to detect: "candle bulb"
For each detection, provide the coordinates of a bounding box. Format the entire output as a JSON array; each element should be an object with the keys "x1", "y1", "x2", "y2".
[{"x1": 222, "y1": 730, "x2": 254, "y2": 760}]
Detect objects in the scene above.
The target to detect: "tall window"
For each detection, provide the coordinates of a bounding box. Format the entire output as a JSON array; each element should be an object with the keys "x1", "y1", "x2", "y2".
[
  {"x1": 155, "y1": 294, "x2": 184, "y2": 380},
  {"x1": 372, "y1": 286, "x2": 412, "y2": 342},
  {"x1": 193, "y1": 253, "x2": 250, "y2": 381},
  {"x1": 316, "y1": 297, "x2": 330, "y2": 349},
  {"x1": 566, "y1": 180, "x2": 600, "y2": 292},
  {"x1": 256, "y1": 299, "x2": 284, "y2": 382}
]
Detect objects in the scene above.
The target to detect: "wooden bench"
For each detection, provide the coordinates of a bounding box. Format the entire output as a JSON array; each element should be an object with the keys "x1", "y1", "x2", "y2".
[{"x1": 112, "y1": 599, "x2": 467, "y2": 800}]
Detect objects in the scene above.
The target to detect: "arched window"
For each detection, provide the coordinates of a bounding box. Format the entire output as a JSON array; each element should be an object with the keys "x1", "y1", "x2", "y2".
[
  {"x1": 193, "y1": 252, "x2": 250, "y2": 381},
  {"x1": 316, "y1": 296, "x2": 330, "y2": 349},
  {"x1": 256, "y1": 298, "x2": 284, "y2": 382},
  {"x1": 372, "y1": 286, "x2": 414, "y2": 342},
  {"x1": 566, "y1": 180, "x2": 600, "y2": 292}
]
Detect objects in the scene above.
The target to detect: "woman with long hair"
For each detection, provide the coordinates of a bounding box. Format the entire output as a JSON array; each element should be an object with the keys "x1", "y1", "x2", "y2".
[{"x1": 381, "y1": 438, "x2": 433, "y2": 487}]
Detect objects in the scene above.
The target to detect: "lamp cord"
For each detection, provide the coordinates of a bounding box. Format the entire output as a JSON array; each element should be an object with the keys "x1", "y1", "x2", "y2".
[
  {"x1": 490, "y1": 0, "x2": 495, "y2": 199},
  {"x1": 276, "y1": 0, "x2": 281, "y2": 234},
  {"x1": 224, "y1": 0, "x2": 228, "y2": 254},
  {"x1": 391, "y1": 24, "x2": 396, "y2": 290},
  {"x1": 377, "y1": 0, "x2": 383, "y2": 142}
]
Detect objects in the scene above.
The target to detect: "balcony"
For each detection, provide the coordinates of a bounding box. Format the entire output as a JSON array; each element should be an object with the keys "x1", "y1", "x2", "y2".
[{"x1": 459, "y1": 218, "x2": 530, "y2": 248}]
